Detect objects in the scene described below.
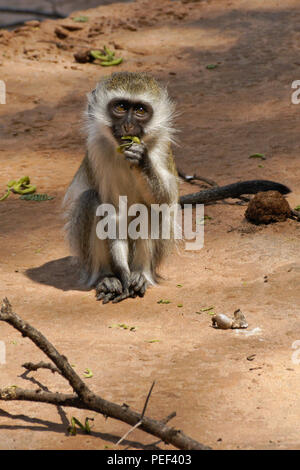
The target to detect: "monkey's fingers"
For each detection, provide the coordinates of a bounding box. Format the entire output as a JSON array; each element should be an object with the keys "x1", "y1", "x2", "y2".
[
  {"x1": 96, "y1": 292, "x2": 106, "y2": 301},
  {"x1": 129, "y1": 272, "x2": 139, "y2": 288},
  {"x1": 104, "y1": 277, "x2": 122, "y2": 294},
  {"x1": 129, "y1": 289, "x2": 138, "y2": 298},
  {"x1": 112, "y1": 289, "x2": 131, "y2": 303},
  {"x1": 124, "y1": 143, "x2": 145, "y2": 165},
  {"x1": 124, "y1": 152, "x2": 141, "y2": 165},
  {"x1": 129, "y1": 272, "x2": 147, "y2": 297},
  {"x1": 137, "y1": 283, "x2": 147, "y2": 297},
  {"x1": 95, "y1": 285, "x2": 108, "y2": 298},
  {"x1": 102, "y1": 293, "x2": 115, "y2": 304},
  {"x1": 135, "y1": 276, "x2": 147, "y2": 292},
  {"x1": 95, "y1": 277, "x2": 122, "y2": 300}
]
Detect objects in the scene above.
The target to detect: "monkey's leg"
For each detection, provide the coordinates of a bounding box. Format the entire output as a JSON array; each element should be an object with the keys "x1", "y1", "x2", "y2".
[
  {"x1": 104, "y1": 240, "x2": 150, "y2": 303},
  {"x1": 69, "y1": 189, "x2": 117, "y2": 291},
  {"x1": 95, "y1": 239, "x2": 133, "y2": 304},
  {"x1": 127, "y1": 239, "x2": 154, "y2": 298},
  {"x1": 68, "y1": 189, "x2": 100, "y2": 280}
]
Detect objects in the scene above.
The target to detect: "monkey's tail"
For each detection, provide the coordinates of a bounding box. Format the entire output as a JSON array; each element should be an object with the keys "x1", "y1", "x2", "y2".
[{"x1": 179, "y1": 180, "x2": 291, "y2": 205}]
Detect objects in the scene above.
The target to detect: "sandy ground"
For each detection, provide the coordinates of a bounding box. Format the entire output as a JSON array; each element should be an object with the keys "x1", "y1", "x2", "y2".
[{"x1": 1, "y1": 0, "x2": 300, "y2": 450}]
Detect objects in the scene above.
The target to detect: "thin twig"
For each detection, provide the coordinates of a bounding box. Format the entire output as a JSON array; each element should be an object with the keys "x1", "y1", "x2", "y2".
[
  {"x1": 22, "y1": 361, "x2": 61, "y2": 375},
  {"x1": 116, "y1": 420, "x2": 143, "y2": 446},
  {"x1": 141, "y1": 380, "x2": 155, "y2": 419},
  {"x1": 116, "y1": 380, "x2": 156, "y2": 446},
  {"x1": 161, "y1": 411, "x2": 176, "y2": 425}
]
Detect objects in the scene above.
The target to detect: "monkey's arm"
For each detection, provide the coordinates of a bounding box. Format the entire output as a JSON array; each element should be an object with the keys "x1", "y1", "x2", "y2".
[
  {"x1": 124, "y1": 142, "x2": 178, "y2": 205},
  {"x1": 179, "y1": 180, "x2": 290, "y2": 205}
]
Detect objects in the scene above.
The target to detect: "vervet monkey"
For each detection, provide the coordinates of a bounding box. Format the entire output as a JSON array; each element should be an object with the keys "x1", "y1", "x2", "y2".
[
  {"x1": 64, "y1": 72, "x2": 178, "y2": 303},
  {"x1": 64, "y1": 72, "x2": 290, "y2": 304}
]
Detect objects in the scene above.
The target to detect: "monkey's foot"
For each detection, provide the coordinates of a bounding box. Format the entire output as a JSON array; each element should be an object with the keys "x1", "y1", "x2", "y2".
[
  {"x1": 95, "y1": 277, "x2": 123, "y2": 304},
  {"x1": 128, "y1": 272, "x2": 148, "y2": 298}
]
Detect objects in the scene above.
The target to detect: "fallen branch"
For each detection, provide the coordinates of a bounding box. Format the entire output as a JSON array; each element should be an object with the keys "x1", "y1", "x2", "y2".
[{"x1": 0, "y1": 298, "x2": 210, "y2": 450}]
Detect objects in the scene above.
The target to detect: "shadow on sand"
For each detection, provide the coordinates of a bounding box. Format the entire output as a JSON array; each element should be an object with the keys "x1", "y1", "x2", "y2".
[{"x1": 25, "y1": 256, "x2": 89, "y2": 292}]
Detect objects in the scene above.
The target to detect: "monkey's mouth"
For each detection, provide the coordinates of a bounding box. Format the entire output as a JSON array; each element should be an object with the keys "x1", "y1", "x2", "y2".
[
  {"x1": 115, "y1": 135, "x2": 140, "y2": 145},
  {"x1": 112, "y1": 126, "x2": 143, "y2": 145},
  {"x1": 112, "y1": 133, "x2": 129, "y2": 145}
]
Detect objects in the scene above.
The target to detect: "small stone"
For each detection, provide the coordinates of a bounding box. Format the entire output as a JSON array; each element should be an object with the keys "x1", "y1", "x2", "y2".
[
  {"x1": 74, "y1": 50, "x2": 92, "y2": 63},
  {"x1": 112, "y1": 42, "x2": 123, "y2": 50}
]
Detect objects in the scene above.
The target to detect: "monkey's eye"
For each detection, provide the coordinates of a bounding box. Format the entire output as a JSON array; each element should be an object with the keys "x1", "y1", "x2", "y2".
[
  {"x1": 114, "y1": 102, "x2": 127, "y2": 114},
  {"x1": 134, "y1": 105, "x2": 147, "y2": 117}
]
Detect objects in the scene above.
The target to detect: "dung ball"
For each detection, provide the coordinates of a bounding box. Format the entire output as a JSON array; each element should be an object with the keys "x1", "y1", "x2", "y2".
[{"x1": 245, "y1": 190, "x2": 291, "y2": 224}]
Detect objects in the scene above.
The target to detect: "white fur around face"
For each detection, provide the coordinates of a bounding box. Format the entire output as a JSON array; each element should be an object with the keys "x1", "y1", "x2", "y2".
[{"x1": 86, "y1": 82, "x2": 176, "y2": 143}]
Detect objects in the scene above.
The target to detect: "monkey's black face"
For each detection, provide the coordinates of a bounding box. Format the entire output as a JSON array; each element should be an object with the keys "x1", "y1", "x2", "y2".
[{"x1": 107, "y1": 98, "x2": 153, "y2": 143}]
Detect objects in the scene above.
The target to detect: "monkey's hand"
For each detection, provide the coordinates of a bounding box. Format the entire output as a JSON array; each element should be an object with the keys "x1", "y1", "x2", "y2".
[{"x1": 124, "y1": 142, "x2": 147, "y2": 167}]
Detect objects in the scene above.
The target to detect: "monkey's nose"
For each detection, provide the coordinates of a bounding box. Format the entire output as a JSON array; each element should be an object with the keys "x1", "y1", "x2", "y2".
[{"x1": 123, "y1": 123, "x2": 135, "y2": 134}]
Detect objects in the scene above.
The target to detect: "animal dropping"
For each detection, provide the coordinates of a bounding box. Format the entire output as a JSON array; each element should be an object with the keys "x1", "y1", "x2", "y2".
[{"x1": 245, "y1": 190, "x2": 291, "y2": 224}]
